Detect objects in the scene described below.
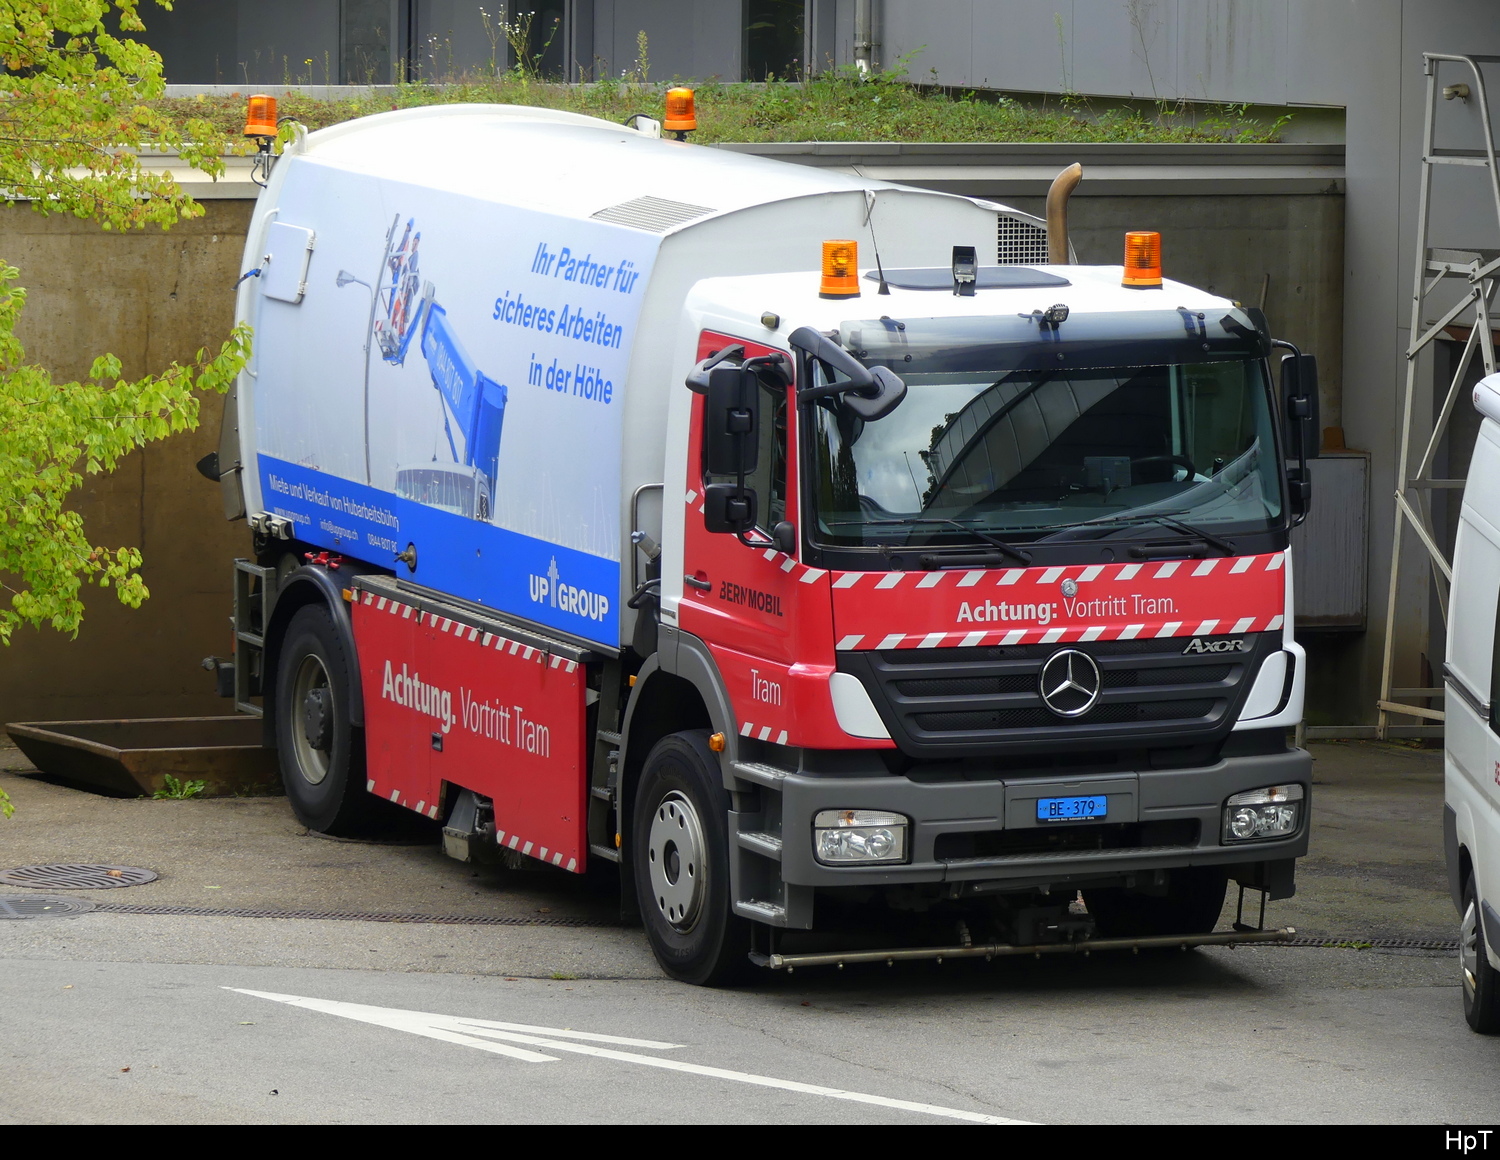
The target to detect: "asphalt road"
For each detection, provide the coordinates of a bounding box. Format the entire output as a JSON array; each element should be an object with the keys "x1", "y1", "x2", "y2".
[{"x1": 0, "y1": 740, "x2": 1495, "y2": 1124}]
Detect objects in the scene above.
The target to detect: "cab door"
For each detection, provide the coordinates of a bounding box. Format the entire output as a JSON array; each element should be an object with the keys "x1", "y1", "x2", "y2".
[{"x1": 678, "y1": 332, "x2": 809, "y2": 743}]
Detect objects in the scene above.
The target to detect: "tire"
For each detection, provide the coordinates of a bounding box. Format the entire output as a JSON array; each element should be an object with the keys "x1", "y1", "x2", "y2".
[
  {"x1": 1089, "y1": 867, "x2": 1228, "y2": 938},
  {"x1": 630, "y1": 730, "x2": 751, "y2": 985},
  {"x1": 1461, "y1": 876, "x2": 1500, "y2": 1034},
  {"x1": 274, "y1": 603, "x2": 371, "y2": 836}
]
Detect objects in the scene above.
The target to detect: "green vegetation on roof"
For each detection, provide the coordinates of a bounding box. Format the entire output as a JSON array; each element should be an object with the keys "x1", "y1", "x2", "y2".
[{"x1": 153, "y1": 66, "x2": 1290, "y2": 147}]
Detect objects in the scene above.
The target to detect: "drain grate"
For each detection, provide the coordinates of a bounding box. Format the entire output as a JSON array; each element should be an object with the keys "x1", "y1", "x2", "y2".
[
  {"x1": 0, "y1": 864, "x2": 158, "y2": 890},
  {"x1": 90, "y1": 902, "x2": 620, "y2": 927},
  {"x1": 1282, "y1": 935, "x2": 1458, "y2": 951},
  {"x1": 0, "y1": 895, "x2": 96, "y2": 919}
]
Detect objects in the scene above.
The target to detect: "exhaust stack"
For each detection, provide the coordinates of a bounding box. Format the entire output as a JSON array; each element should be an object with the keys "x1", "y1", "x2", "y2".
[{"x1": 1046, "y1": 162, "x2": 1084, "y2": 265}]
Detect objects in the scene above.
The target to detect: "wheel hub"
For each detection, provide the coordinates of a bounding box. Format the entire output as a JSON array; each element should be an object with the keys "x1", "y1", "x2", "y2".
[
  {"x1": 1462, "y1": 899, "x2": 1481, "y2": 1000},
  {"x1": 647, "y1": 790, "x2": 706, "y2": 931},
  {"x1": 302, "y1": 687, "x2": 331, "y2": 751},
  {"x1": 289, "y1": 653, "x2": 333, "y2": 786}
]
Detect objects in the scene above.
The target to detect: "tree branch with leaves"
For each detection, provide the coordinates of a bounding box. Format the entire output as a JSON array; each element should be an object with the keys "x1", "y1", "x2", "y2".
[{"x1": 0, "y1": 1, "x2": 252, "y2": 818}]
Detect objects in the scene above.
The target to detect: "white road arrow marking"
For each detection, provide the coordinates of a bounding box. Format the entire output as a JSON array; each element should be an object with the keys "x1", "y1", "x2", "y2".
[{"x1": 228, "y1": 988, "x2": 1032, "y2": 1125}]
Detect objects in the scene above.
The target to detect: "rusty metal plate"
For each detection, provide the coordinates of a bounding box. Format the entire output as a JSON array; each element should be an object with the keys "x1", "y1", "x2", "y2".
[{"x1": 0, "y1": 864, "x2": 158, "y2": 890}]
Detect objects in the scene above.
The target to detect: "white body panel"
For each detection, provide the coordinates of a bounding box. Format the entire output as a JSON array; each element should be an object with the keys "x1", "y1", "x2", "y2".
[{"x1": 1447, "y1": 392, "x2": 1500, "y2": 972}]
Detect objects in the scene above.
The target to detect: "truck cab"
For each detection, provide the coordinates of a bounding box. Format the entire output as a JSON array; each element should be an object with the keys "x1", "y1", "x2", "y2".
[{"x1": 630, "y1": 260, "x2": 1314, "y2": 977}]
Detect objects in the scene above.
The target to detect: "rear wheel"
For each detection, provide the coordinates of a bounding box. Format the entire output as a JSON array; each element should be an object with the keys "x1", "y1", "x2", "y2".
[
  {"x1": 1461, "y1": 876, "x2": 1500, "y2": 1034},
  {"x1": 631, "y1": 730, "x2": 750, "y2": 985},
  {"x1": 275, "y1": 603, "x2": 371, "y2": 835},
  {"x1": 1089, "y1": 867, "x2": 1228, "y2": 938}
]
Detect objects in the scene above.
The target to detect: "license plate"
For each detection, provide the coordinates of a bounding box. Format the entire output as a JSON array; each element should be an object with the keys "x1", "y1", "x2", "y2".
[{"x1": 1037, "y1": 795, "x2": 1108, "y2": 822}]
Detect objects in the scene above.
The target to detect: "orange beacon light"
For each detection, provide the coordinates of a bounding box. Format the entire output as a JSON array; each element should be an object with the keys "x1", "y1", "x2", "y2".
[
  {"x1": 820, "y1": 240, "x2": 861, "y2": 298},
  {"x1": 243, "y1": 94, "x2": 279, "y2": 139},
  {"x1": 1121, "y1": 230, "x2": 1163, "y2": 289},
  {"x1": 664, "y1": 87, "x2": 697, "y2": 138}
]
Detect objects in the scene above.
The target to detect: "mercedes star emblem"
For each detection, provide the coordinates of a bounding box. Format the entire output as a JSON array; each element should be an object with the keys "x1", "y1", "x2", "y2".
[
  {"x1": 1038, "y1": 648, "x2": 1102, "y2": 718},
  {"x1": 1060, "y1": 578, "x2": 1078, "y2": 597}
]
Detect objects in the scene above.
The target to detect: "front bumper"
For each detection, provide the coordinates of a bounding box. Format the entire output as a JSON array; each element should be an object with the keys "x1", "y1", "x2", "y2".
[{"x1": 755, "y1": 746, "x2": 1311, "y2": 889}]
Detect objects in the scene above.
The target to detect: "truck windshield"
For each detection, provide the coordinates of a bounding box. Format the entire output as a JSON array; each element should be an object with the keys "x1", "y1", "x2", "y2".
[{"x1": 808, "y1": 316, "x2": 1283, "y2": 550}]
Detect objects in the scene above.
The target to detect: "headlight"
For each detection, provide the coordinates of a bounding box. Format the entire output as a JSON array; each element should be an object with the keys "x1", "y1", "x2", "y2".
[
  {"x1": 1221, "y1": 784, "x2": 1304, "y2": 843},
  {"x1": 813, "y1": 809, "x2": 908, "y2": 865}
]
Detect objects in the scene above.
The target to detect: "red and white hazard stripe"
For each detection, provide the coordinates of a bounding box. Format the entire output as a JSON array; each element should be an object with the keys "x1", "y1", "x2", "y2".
[
  {"x1": 494, "y1": 825, "x2": 579, "y2": 873},
  {"x1": 357, "y1": 589, "x2": 579, "y2": 673},
  {"x1": 738, "y1": 719, "x2": 790, "y2": 746},
  {"x1": 365, "y1": 778, "x2": 440, "y2": 820},
  {"x1": 830, "y1": 553, "x2": 1283, "y2": 591}
]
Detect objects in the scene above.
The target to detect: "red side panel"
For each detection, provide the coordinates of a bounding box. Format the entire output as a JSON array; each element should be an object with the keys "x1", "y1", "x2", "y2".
[{"x1": 353, "y1": 590, "x2": 588, "y2": 872}]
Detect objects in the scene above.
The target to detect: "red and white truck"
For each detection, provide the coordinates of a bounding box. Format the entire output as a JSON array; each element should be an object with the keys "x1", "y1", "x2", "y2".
[{"x1": 210, "y1": 100, "x2": 1319, "y2": 982}]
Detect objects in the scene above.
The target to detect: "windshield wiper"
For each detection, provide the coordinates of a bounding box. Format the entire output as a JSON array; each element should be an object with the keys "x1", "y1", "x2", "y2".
[
  {"x1": 1038, "y1": 511, "x2": 1236, "y2": 556},
  {"x1": 837, "y1": 517, "x2": 1034, "y2": 564}
]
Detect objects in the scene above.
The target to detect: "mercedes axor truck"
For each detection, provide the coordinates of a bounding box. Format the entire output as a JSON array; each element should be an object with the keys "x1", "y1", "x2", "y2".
[{"x1": 207, "y1": 98, "x2": 1320, "y2": 983}]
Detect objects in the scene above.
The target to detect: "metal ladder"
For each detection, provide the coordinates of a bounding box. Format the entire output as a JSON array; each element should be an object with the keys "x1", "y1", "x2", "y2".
[{"x1": 1378, "y1": 53, "x2": 1500, "y2": 737}]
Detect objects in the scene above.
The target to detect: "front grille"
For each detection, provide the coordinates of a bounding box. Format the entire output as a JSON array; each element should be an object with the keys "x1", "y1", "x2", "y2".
[
  {"x1": 915, "y1": 699, "x2": 1215, "y2": 732},
  {"x1": 935, "y1": 819, "x2": 1200, "y2": 861},
  {"x1": 838, "y1": 633, "x2": 1278, "y2": 758}
]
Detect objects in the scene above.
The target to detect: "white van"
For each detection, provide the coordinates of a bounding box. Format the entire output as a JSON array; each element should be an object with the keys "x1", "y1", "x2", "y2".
[{"x1": 1443, "y1": 373, "x2": 1500, "y2": 1033}]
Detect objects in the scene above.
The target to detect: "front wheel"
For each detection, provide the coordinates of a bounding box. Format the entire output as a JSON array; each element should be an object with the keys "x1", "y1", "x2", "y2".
[
  {"x1": 1461, "y1": 877, "x2": 1500, "y2": 1034},
  {"x1": 630, "y1": 730, "x2": 750, "y2": 985},
  {"x1": 274, "y1": 603, "x2": 371, "y2": 836}
]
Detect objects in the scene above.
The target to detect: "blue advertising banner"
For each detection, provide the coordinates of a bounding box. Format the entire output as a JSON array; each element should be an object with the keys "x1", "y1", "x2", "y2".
[
  {"x1": 248, "y1": 165, "x2": 662, "y2": 649},
  {"x1": 260, "y1": 456, "x2": 619, "y2": 643}
]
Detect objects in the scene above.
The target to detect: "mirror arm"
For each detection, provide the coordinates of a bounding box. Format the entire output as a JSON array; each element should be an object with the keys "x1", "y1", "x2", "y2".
[
  {"x1": 742, "y1": 351, "x2": 793, "y2": 387},
  {"x1": 685, "y1": 344, "x2": 747, "y2": 394},
  {"x1": 788, "y1": 325, "x2": 876, "y2": 398}
]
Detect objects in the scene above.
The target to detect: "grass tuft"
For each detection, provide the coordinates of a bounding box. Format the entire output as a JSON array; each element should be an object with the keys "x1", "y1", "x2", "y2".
[{"x1": 151, "y1": 67, "x2": 1289, "y2": 147}]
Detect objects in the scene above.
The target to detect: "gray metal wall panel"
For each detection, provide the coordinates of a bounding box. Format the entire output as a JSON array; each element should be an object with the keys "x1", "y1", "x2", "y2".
[
  {"x1": 594, "y1": 0, "x2": 741, "y2": 80},
  {"x1": 1291, "y1": 454, "x2": 1369, "y2": 629},
  {"x1": 413, "y1": 1, "x2": 499, "y2": 78}
]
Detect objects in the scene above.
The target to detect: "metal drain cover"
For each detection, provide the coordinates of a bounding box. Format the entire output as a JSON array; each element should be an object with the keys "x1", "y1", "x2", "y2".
[
  {"x1": 0, "y1": 864, "x2": 158, "y2": 890},
  {"x1": 0, "y1": 895, "x2": 95, "y2": 919}
]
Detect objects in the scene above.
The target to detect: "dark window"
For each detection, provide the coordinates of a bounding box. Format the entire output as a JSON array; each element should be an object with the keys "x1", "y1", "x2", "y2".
[
  {"x1": 746, "y1": 384, "x2": 790, "y2": 532},
  {"x1": 523, "y1": 0, "x2": 568, "y2": 80},
  {"x1": 744, "y1": 0, "x2": 804, "y2": 81},
  {"x1": 342, "y1": 0, "x2": 397, "y2": 84}
]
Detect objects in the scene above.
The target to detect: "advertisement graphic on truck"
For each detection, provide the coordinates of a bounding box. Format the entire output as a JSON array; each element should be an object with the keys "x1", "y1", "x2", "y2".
[
  {"x1": 218, "y1": 102, "x2": 1318, "y2": 985},
  {"x1": 252, "y1": 177, "x2": 657, "y2": 645}
]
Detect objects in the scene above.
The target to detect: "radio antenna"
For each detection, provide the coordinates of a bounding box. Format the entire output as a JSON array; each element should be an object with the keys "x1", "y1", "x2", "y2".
[{"x1": 864, "y1": 190, "x2": 891, "y2": 295}]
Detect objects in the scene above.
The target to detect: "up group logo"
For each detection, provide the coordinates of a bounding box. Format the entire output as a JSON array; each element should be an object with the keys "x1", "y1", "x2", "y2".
[{"x1": 529, "y1": 556, "x2": 611, "y2": 623}]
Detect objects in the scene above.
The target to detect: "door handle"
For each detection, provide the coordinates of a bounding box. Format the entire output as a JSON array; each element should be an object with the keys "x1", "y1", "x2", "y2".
[{"x1": 684, "y1": 574, "x2": 712, "y2": 591}]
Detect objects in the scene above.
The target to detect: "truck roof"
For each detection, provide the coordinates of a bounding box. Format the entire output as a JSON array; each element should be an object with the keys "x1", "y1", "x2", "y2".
[
  {"x1": 687, "y1": 264, "x2": 1241, "y2": 334},
  {"x1": 291, "y1": 104, "x2": 924, "y2": 229}
]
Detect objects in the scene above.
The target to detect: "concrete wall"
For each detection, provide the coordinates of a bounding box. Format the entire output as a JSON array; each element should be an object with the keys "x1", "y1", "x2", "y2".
[{"x1": 0, "y1": 202, "x2": 254, "y2": 726}]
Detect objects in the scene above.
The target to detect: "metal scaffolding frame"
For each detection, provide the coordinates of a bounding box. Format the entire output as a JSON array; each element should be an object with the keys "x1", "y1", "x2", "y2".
[{"x1": 1378, "y1": 53, "x2": 1500, "y2": 737}]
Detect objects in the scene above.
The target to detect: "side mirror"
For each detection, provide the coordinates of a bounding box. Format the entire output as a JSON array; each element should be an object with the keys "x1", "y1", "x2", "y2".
[
  {"x1": 1281, "y1": 353, "x2": 1320, "y2": 461},
  {"x1": 1280, "y1": 352, "x2": 1319, "y2": 525},
  {"x1": 704, "y1": 365, "x2": 759, "y2": 476},
  {"x1": 841, "y1": 365, "x2": 907, "y2": 422},
  {"x1": 703, "y1": 483, "x2": 757, "y2": 534}
]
